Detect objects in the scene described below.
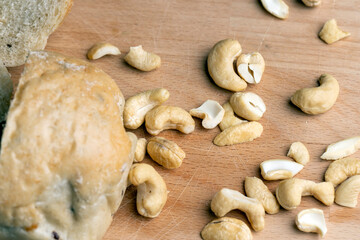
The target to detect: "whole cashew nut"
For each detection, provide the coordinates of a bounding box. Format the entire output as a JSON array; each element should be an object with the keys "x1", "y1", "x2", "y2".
[
  {"x1": 291, "y1": 74, "x2": 339, "y2": 115},
  {"x1": 128, "y1": 163, "x2": 167, "y2": 218},
  {"x1": 124, "y1": 45, "x2": 161, "y2": 71},
  {"x1": 219, "y1": 102, "x2": 247, "y2": 131},
  {"x1": 207, "y1": 39, "x2": 247, "y2": 92},
  {"x1": 324, "y1": 157, "x2": 360, "y2": 187}
]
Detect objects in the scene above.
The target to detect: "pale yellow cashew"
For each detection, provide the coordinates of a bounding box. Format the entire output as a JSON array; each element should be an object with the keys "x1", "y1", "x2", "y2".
[
  {"x1": 201, "y1": 217, "x2": 252, "y2": 240},
  {"x1": 124, "y1": 45, "x2": 161, "y2": 71},
  {"x1": 295, "y1": 208, "x2": 327, "y2": 237},
  {"x1": 218, "y1": 102, "x2": 246, "y2": 131},
  {"x1": 190, "y1": 100, "x2": 225, "y2": 129},
  {"x1": 287, "y1": 142, "x2": 310, "y2": 165},
  {"x1": 230, "y1": 92, "x2": 266, "y2": 121},
  {"x1": 134, "y1": 138, "x2": 147, "y2": 163},
  {"x1": 324, "y1": 157, "x2": 360, "y2": 187},
  {"x1": 260, "y1": 159, "x2": 304, "y2": 180},
  {"x1": 302, "y1": 0, "x2": 321, "y2": 7},
  {"x1": 260, "y1": 0, "x2": 289, "y2": 20},
  {"x1": 87, "y1": 42, "x2": 121, "y2": 60},
  {"x1": 335, "y1": 175, "x2": 360, "y2": 208},
  {"x1": 319, "y1": 19, "x2": 350, "y2": 44},
  {"x1": 236, "y1": 52, "x2": 265, "y2": 84},
  {"x1": 321, "y1": 136, "x2": 360, "y2": 160}
]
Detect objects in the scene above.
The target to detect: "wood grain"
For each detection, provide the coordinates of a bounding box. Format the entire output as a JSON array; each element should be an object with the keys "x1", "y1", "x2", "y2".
[{"x1": 7, "y1": 0, "x2": 360, "y2": 239}]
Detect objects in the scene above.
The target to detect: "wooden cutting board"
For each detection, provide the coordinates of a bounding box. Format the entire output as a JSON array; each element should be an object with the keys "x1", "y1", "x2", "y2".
[{"x1": 8, "y1": 0, "x2": 360, "y2": 239}]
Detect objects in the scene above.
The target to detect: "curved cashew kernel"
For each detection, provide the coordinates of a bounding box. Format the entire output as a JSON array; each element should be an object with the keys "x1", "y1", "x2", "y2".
[
  {"x1": 124, "y1": 88, "x2": 170, "y2": 129},
  {"x1": 134, "y1": 138, "x2": 147, "y2": 162},
  {"x1": 260, "y1": 0, "x2": 289, "y2": 20},
  {"x1": 260, "y1": 159, "x2": 304, "y2": 180},
  {"x1": 321, "y1": 136, "x2": 360, "y2": 160},
  {"x1": 236, "y1": 52, "x2": 265, "y2": 84},
  {"x1": 295, "y1": 208, "x2": 327, "y2": 238},
  {"x1": 190, "y1": 100, "x2": 225, "y2": 129},
  {"x1": 319, "y1": 19, "x2": 350, "y2": 44},
  {"x1": 245, "y1": 177, "x2": 280, "y2": 214},
  {"x1": 324, "y1": 157, "x2": 360, "y2": 187},
  {"x1": 276, "y1": 178, "x2": 334, "y2": 210},
  {"x1": 213, "y1": 121, "x2": 263, "y2": 146},
  {"x1": 147, "y1": 137, "x2": 185, "y2": 169},
  {"x1": 291, "y1": 74, "x2": 339, "y2": 115},
  {"x1": 207, "y1": 39, "x2": 247, "y2": 92},
  {"x1": 124, "y1": 45, "x2": 161, "y2": 71},
  {"x1": 87, "y1": 42, "x2": 121, "y2": 60},
  {"x1": 302, "y1": 0, "x2": 321, "y2": 7},
  {"x1": 230, "y1": 92, "x2": 266, "y2": 121},
  {"x1": 201, "y1": 217, "x2": 252, "y2": 240},
  {"x1": 287, "y1": 142, "x2": 310, "y2": 165},
  {"x1": 219, "y1": 102, "x2": 247, "y2": 131},
  {"x1": 128, "y1": 163, "x2": 167, "y2": 218},
  {"x1": 145, "y1": 105, "x2": 195, "y2": 135},
  {"x1": 335, "y1": 175, "x2": 360, "y2": 208}
]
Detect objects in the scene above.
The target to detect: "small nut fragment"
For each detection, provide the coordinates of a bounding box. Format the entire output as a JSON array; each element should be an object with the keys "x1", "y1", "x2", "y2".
[
  {"x1": 201, "y1": 217, "x2": 252, "y2": 240},
  {"x1": 319, "y1": 19, "x2": 350, "y2": 44},
  {"x1": 291, "y1": 74, "x2": 339, "y2": 115},
  {"x1": 87, "y1": 42, "x2": 121, "y2": 60},
  {"x1": 134, "y1": 138, "x2": 147, "y2": 162},
  {"x1": 213, "y1": 121, "x2": 263, "y2": 146},
  {"x1": 124, "y1": 45, "x2": 161, "y2": 71},
  {"x1": 260, "y1": 159, "x2": 304, "y2": 180},
  {"x1": 230, "y1": 92, "x2": 266, "y2": 121},
  {"x1": 302, "y1": 0, "x2": 321, "y2": 7},
  {"x1": 324, "y1": 157, "x2": 360, "y2": 187},
  {"x1": 287, "y1": 142, "x2": 310, "y2": 165},
  {"x1": 236, "y1": 52, "x2": 265, "y2": 84},
  {"x1": 218, "y1": 102, "x2": 247, "y2": 131},
  {"x1": 321, "y1": 136, "x2": 360, "y2": 160},
  {"x1": 207, "y1": 39, "x2": 247, "y2": 92},
  {"x1": 335, "y1": 175, "x2": 360, "y2": 208},
  {"x1": 147, "y1": 137, "x2": 185, "y2": 169},
  {"x1": 295, "y1": 208, "x2": 327, "y2": 238},
  {"x1": 124, "y1": 88, "x2": 170, "y2": 129},
  {"x1": 145, "y1": 105, "x2": 195, "y2": 135},
  {"x1": 190, "y1": 100, "x2": 225, "y2": 129},
  {"x1": 128, "y1": 163, "x2": 167, "y2": 218},
  {"x1": 260, "y1": 0, "x2": 289, "y2": 20},
  {"x1": 244, "y1": 177, "x2": 280, "y2": 214}
]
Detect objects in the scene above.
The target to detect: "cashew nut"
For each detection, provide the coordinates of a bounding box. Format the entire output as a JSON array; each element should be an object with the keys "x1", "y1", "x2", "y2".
[
  {"x1": 244, "y1": 177, "x2": 280, "y2": 214},
  {"x1": 147, "y1": 137, "x2": 185, "y2": 169},
  {"x1": 218, "y1": 102, "x2": 247, "y2": 131},
  {"x1": 260, "y1": 0, "x2": 289, "y2": 20},
  {"x1": 321, "y1": 136, "x2": 360, "y2": 160},
  {"x1": 335, "y1": 175, "x2": 360, "y2": 208},
  {"x1": 128, "y1": 163, "x2": 167, "y2": 218},
  {"x1": 145, "y1": 105, "x2": 195, "y2": 135},
  {"x1": 211, "y1": 188, "x2": 265, "y2": 231},
  {"x1": 324, "y1": 157, "x2": 360, "y2": 187},
  {"x1": 124, "y1": 88, "x2": 170, "y2": 129},
  {"x1": 134, "y1": 138, "x2": 147, "y2": 162},
  {"x1": 302, "y1": 0, "x2": 321, "y2": 7},
  {"x1": 276, "y1": 178, "x2": 334, "y2": 210},
  {"x1": 213, "y1": 121, "x2": 263, "y2": 146},
  {"x1": 287, "y1": 142, "x2": 310, "y2": 165},
  {"x1": 87, "y1": 42, "x2": 121, "y2": 60},
  {"x1": 260, "y1": 159, "x2": 304, "y2": 180},
  {"x1": 190, "y1": 100, "x2": 225, "y2": 129},
  {"x1": 207, "y1": 39, "x2": 247, "y2": 92},
  {"x1": 291, "y1": 74, "x2": 339, "y2": 115},
  {"x1": 236, "y1": 52, "x2": 265, "y2": 84},
  {"x1": 201, "y1": 217, "x2": 252, "y2": 240},
  {"x1": 124, "y1": 45, "x2": 161, "y2": 71},
  {"x1": 319, "y1": 19, "x2": 350, "y2": 44},
  {"x1": 230, "y1": 92, "x2": 266, "y2": 121},
  {"x1": 295, "y1": 208, "x2": 327, "y2": 238}
]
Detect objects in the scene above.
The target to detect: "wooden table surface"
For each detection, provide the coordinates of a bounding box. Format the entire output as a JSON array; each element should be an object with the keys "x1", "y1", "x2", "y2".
[{"x1": 8, "y1": 0, "x2": 360, "y2": 239}]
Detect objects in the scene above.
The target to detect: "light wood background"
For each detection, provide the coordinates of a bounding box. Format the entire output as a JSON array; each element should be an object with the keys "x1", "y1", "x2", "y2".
[{"x1": 8, "y1": 0, "x2": 360, "y2": 239}]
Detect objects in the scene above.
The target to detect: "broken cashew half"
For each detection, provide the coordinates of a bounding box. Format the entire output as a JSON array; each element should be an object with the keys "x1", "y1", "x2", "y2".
[
  {"x1": 324, "y1": 157, "x2": 360, "y2": 187},
  {"x1": 276, "y1": 178, "x2": 334, "y2": 210},
  {"x1": 213, "y1": 121, "x2": 263, "y2": 146},
  {"x1": 124, "y1": 45, "x2": 161, "y2": 71},
  {"x1": 291, "y1": 74, "x2": 339, "y2": 115},
  {"x1": 230, "y1": 92, "x2": 266, "y2": 121},
  {"x1": 335, "y1": 175, "x2": 360, "y2": 208},
  {"x1": 87, "y1": 42, "x2": 121, "y2": 60},
  {"x1": 319, "y1": 19, "x2": 350, "y2": 44},
  {"x1": 287, "y1": 142, "x2": 310, "y2": 165},
  {"x1": 134, "y1": 138, "x2": 147, "y2": 162},
  {"x1": 190, "y1": 100, "x2": 225, "y2": 129},
  {"x1": 321, "y1": 136, "x2": 360, "y2": 160},
  {"x1": 124, "y1": 88, "x2": 170, "y2": 129},
  {"x1": 260, "y1": 159, "x2": 304, "y2": 180},
  {"x1": 211, "y1": 188, "x2": 265, "y2": 232},
  {"x1": 245, "y1": 177, "x2": 280, "y2": 214},
  {"x1": 295, "y1": 208, "x2": 327, "y2": 238},
  {"x1": 128, "y1": 163, "x2": 167, "y2": 218},
  {"x1": 147, "y1": 137, "x2": 185, "y2": 169},
  {"x1": 260, "y1": 0, "x2": 289, "y2": 20},
  {"x1": 145, "y1": 105, "x2": 195, "y2": 135},
  {"x1": 207, "y1": 39, "x2": 247, "y2": 92},
  {"x1": 236, "y1": 52, "x2": 265, "y2": 84},
  {"x1": 302, "y1": 0, "x2": 321, "y2": 7},
  {"x1": 219, "y1": 102, "x2": 247, "y2": 131},
  {"x1": 201, "y1": 217, "x2": 252, "y2": 240}
]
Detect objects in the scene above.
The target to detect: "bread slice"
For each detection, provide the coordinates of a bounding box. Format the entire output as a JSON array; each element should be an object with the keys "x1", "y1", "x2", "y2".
[
  {"x1": 0, "y1": 62, "x2": 12, "y2": 123},
  {"x1": 0, "y1": 0, "x2": 73, "y2": 67}
]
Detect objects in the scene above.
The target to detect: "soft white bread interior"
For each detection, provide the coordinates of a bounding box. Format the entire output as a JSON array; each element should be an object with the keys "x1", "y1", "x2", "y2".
[
  {"x1": 0, "y1": 62, "x2": 12, "y2": 122},
  {"x1": 0, "y1": 51, "x2": 135, "y2": 240},
  {"x1": 0, "y1": 0, "x2": 73, "y2": 67}
]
